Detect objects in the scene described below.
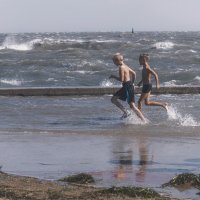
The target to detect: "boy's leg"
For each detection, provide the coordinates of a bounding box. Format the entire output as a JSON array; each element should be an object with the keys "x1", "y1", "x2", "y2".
[
  {"x1": 145, "y1": 93, "x2": 168, "y2": 110},
  {"x1": 138, "y1": 93, "x2": 149, "y2": 112},
  {"x1": 130, "y1": 102, "x2": 145, "y2": 121},
  {"x1": 111, "y1": 96, "x2": 127, "y2": 114}
]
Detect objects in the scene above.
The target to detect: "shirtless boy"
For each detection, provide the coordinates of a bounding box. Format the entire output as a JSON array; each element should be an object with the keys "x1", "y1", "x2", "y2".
[
  {"x1": 109, "y1": 53, "x2": 145, "y2": 121},
  {"x1": 137, "y1": 54, "x2": 168, "y2": 112}
]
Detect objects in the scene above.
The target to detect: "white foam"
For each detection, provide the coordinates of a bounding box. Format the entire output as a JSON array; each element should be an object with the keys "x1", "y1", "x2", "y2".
[
  {"x1": 0, "y1": 36, "x2": 41, "y2": 51},
  {"x1": 167, "y1": 105, "x2": 199, "y2": 127},
  {"x1": 124, "y1": 112, "x2": 149, "y2": 125},
  {"x1": 0, "y1": 79, "x2": 23, "y2": 86},
  {"x1": 100, "y1": 79, "x2": 114, "y2": 87},
  {"x1": 163, "y1": 80, "x2": 177, "y2": 87},
  {"x1": 194, "y1": 76, "x2": 200, "y2": 82},
  {"x1": 153, "y1": 41, "x2": 174, "y2": 50}
]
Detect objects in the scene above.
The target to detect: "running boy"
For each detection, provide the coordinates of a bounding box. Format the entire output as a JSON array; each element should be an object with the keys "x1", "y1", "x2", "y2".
[
  {"x1": 109, "y1": 53, "x2": 145, "y2": 121},
  {"x1": 137, "y1": 54, "x2": 168, "y2": 112}
]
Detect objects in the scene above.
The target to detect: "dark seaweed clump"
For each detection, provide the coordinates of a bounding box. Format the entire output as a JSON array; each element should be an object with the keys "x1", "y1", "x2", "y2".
[
  {"x1": 96, "y1": 186, "x2": 161, "y2": 198},
  {"x1": 162, "y1": 173, "x2": 200, "y2": 189},
  {"x1": 59, "y1": 173, "x2": 95, "y2": 184}
]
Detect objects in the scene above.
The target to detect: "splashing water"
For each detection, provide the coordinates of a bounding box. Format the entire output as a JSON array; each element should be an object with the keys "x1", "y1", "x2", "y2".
[
  {"x1": 123, "y1": 112, "x2": 149, "y2": 125},
  {"x1": 167, "y1": 105, "x2": 199, "y2": 127}
]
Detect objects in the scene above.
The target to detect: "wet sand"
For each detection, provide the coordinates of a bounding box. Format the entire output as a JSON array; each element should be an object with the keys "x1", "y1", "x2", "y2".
[
  {"x1": 0, "y1": 127, "x2": 200, "y2": 199},
  {"x1": 0, "y1": 171, "x2": 180, "y2": 200}
]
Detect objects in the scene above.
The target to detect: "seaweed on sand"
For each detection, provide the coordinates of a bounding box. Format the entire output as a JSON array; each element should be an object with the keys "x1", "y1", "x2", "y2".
[
  {"x1": 59, "y1": 173, "x2": 95, "y2": 184},
  {"x1": 90, "y1": 186, "x2": 161, "y2": 198},
  {"x1": 162, "y1": 173, "x2": 200, "y2": 189}
]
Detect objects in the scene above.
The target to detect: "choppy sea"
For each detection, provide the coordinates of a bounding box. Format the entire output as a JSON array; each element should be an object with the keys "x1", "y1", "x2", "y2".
[
  {"x1": 0, "y1": 32, "x2": 200, "y2": 87},
  {"x1": 0, "y1": 32, "x2": 200, "y2": 199}
]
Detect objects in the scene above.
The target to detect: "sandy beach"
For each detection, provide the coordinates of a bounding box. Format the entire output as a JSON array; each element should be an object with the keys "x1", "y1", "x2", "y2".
[{"x1": 0, "y1": 126, "x2": 200, "y2": 199}]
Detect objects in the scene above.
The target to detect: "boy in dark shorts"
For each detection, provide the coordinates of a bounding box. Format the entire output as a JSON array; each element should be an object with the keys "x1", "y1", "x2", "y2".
[
  {"x1": 137, "y1": 54, "x2": 168, "y2": 112},
  {"x1": 109, "y1": 53, "x2": 145, "y2": 121}
]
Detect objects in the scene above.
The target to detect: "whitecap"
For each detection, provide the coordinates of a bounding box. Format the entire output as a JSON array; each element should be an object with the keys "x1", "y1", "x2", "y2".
[
  {"x1": 0, "y1": 79, "x2": 23, "y2": 86},
  {"x1": 0, "y1": 36, "x2": 41, "y2": 51},
  {"x1": 194, "y1": 76, "x2": 200, "y2": 82},
  {"x1": 153, "y1": 41, "x2": 174, "y2": 50},
  {"x1": 163, "y1": 80, "x2": 177, "y2": 87},
  {"x1": 100, "y1": 79, "x2": 114, "y2": 87}
]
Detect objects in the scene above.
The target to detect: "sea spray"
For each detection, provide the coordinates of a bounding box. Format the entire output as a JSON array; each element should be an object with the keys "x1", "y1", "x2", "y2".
[
  {"x1": 167, "y1": 105, "x2": 199, "y2": 127},
  {"x1": 124, "y1": 112, "x2": 149, "y2": 125}
]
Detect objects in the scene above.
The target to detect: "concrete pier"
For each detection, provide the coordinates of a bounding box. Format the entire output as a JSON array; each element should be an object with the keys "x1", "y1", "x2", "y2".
[{"x1": 0, "y1": 86, "x2": 199, "y2": 96}]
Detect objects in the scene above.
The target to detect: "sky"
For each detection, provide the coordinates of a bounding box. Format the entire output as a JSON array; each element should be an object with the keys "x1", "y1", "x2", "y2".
[{"x1": 0, "y1": 0, "x2": 200, "y2": 33}]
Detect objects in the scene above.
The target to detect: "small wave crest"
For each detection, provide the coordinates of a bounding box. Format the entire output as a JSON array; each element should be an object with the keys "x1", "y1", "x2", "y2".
[
  {"x1": 100, "y1": 79, "x2": 114, "y2": 87},
  {"x1": 153, "y1": 41, "x2": 175, "y2": 50},
  {"x1": 167, "y1": 105, "x2": 199, "y2": 127},
  {"x1": 163, "y1": 80, "x2": 177, "y2": 86},
  {"x1": 0, "y1": 79, "x2": 23, "y2": 86},
  {"x1": 194, "y1": 76, "x2": 200, "y2": 82}
]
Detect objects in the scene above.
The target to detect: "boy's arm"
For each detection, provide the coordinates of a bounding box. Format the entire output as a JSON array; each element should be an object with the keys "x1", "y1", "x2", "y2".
[
  {"x1": 137, "y1": 80, "x2": 143, "y2": 87},
  {"x1": 149, "y1": 68, "x2": 160, "y2": 89},
  {"x1": 129, "y1": 68, "x2": 136, "y2": 84}
]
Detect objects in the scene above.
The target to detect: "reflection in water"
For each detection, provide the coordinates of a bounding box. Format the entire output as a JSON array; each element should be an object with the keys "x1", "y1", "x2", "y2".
[
  {"x1": 111, "y1": 136, "x2": 153, "y2": 183},
  {"x1": 136, "y1": 139, "x2": 149, "y2": 182}
]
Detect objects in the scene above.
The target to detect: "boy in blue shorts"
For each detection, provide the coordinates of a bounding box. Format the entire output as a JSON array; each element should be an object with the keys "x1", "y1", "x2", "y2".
[{"x1": 109, "y1": 53, "x2": 145, "y2": 121}]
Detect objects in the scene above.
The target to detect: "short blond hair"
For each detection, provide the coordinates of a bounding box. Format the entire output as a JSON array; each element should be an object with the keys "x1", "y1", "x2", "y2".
[{"x1": 113, "y1": 53, "x2": 124, "y2": 62}]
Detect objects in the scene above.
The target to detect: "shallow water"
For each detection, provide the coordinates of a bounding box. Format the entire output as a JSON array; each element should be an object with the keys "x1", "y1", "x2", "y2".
[{"x1": 0, "y1": 95, "x2": 199, "y2": 199}]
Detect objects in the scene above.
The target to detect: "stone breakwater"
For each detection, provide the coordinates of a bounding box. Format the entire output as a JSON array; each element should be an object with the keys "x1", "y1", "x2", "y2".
[{"x1": 0, "y1": 86, "x2": 199, "y2": 96}]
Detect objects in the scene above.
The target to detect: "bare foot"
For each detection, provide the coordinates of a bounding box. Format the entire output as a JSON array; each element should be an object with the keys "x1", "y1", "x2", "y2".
[{"x1": 163, "y1": 103, "x2": 168, "y2": 111}]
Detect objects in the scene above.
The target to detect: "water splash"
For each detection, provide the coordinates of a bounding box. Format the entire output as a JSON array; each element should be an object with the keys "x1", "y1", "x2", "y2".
[
  {"x1": 123, "y1": 112, "x2": 149, "y2": 125},
  {"x1": 167, "y1": 105, "x2": 199, "y2": 127},
  {"x1": 0, "y1": 35, "x2": 41, "y2": 51}
]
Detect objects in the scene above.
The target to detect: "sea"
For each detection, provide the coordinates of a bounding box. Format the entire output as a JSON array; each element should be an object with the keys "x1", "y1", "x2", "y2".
[{"x1": 0, "y1": 32, "x2": 200, "y2": 199}]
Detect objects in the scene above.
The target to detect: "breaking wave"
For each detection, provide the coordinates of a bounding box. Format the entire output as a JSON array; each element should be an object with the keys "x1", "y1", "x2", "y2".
[
  {"x1": 0, "y1": 35, "x2": 120, "y2": 51},
  {"x1": 194, "y1": 76, "x2": 200, "y2": 82},
  {"x1": 153, "y1": 41, "x2": 175, "y2": 49},
  {"x1": 100, "y1": 79, "x2": 114, "y2": 87},
  {"x1": 163, "y1": 80, "x2": 177, "y2": 86},
  {"x1": 0, "y1": 79, "x2": 23, "y2": 86},
  {"x1": 0, "y1": 36, "x2": 41, "y2": 51}
]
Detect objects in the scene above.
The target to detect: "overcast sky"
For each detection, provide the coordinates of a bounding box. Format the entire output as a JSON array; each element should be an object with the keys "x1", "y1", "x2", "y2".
[{"x1": 0, "y1": 0, "x2": 200, "y2": 33}]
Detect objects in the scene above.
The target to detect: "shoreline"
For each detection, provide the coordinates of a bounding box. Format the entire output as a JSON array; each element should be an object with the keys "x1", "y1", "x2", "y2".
[{"x1": 0, "y1": 171, "x2": 179, "y2": 200}]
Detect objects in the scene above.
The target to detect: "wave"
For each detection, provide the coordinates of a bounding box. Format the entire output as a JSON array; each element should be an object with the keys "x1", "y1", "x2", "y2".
[
  {"x1": 0, "y1": 36, "x2": 41, "y2": 51},
  {"x1": 153, "y1": 41, "x2": 175, "y2": 50},
  {"x1": 194, "y1": 76, "x2": 200, "y2": 82},
  {"x1": 100, "y1": 79, "x2": 114, "y2": 87},
  {"x1": 162, "y1": 80, "x2": 177, "y2": 86},
  {"x1": 0, "y1": 79, "x2": 23, "y2": 86},
  {"x1": 0, "y1": 35, "x2": 121, "y2": 51}
]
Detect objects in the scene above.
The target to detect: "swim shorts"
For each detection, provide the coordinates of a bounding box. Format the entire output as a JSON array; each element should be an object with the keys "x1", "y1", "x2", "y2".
[
  {"x1": 114, "y1": 81, "x2": 135, "y2": 103},
  {"x1": 142, "y1": 83, "x2": 152, "y2": 93}
]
